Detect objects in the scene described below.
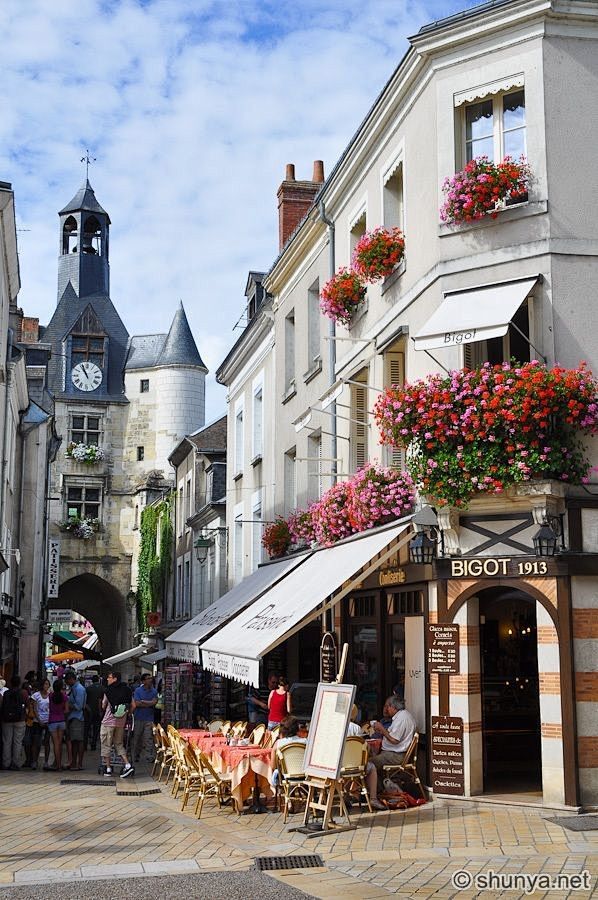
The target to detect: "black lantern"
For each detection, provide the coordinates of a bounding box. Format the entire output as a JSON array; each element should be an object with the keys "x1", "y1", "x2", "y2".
[
  {"x1": 194, "y1": 536, "x2": 212, "y2": 564},
  {"x1": 408, "y1": 530, "x2": 437, "y2": 564},
  {"x1": 194, "y1": 527, "x2": 228, "y2": 564},
  {"x1": 532, "y1": 521, "x2": 558, "y2": 557}
]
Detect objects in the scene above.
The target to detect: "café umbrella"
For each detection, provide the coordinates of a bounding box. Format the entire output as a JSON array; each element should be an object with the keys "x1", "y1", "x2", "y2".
[{"x1": 46, "y1": 650, "x2": 85, "y2": 663}]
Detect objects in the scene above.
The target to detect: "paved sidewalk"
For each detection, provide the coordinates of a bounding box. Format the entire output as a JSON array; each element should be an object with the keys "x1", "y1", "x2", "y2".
[{"x1": 0, "y1": 766, "x2": 595, "y2": 898}]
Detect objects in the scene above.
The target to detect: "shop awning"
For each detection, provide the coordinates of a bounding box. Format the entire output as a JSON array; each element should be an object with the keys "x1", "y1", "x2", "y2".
[
  {"x1": 413, "y1": 276, "x2": 539, "y2": 351},
  {"x1": 201, "y1": 519, "x2": 413, "y2": 687},
  {"x1": 140, "y1": 649, "x2": 167, "y2": 668},
  {"x1": 165, "y1": 554, "x2": 310, "y2": 664},
  {"x1": 103, "y1": 645, "x2": 148, "y2": 665}
]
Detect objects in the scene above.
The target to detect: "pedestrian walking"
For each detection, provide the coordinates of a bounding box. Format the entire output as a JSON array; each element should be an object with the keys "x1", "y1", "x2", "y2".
[
  {"x1": 65, "y1": 671, "x2": 86, "y2": 770},
  {"x1": 30, "y1": 678, "x2": 51, "y2": 770},
  {"x1": 100, "y1": 671, "x2": 134, "y2": 778},
  {"x1": 85, "y1": 675, "x2": 104, "y2": 750},
  {"x1": 47, "y1": 678, "x2": 68, "y2": 771},
  {"x1": 131, "y1": 673, "x2": 157, "y2": 763},
  {"x1": 1, "y1": 676, "x2": 27, "y2": 769}
]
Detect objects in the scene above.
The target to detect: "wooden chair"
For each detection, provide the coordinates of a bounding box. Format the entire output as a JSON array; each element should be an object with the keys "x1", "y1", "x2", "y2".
[
  {"x1": 276, "y1": 741, "x2": 308, "y2": 824},
  {"x1": 208, "y1": 719, "x2": 224, "y2": 734},
  {"x1": 156, "y1": 725, "x2": 175, "y2": 783},
  {"x1": 340, "y1": 736, "x2": 372, "y2": 812},
  {"x1": 180, "y1": 744, "x2": 205, "y2": 812},
  {"x1": 231, "y1": 721, "x2": 246, "y2": 739},
  {"x1": 170, "y1": 732, "x2": 188, "y2": 799},
  {"x1": 151, "y1": 725, "x2": 165, "y2": 778},
  {"x1": 194, "y1": 749, "x2": 233, "y2": 819},
  {"x1": 248, "y1": 723, "x2": 266, "y2": 746},
  {"x1": 220, "y1": 720, "x2": 232, "y2": 736},
  {"x1": 381, "y1": 733, "x2": 426, "y2": 799}
]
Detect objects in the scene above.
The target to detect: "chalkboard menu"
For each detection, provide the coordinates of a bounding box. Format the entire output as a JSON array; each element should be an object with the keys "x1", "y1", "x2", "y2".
[
  {"x1": 431, "y1": 716, "x2": 464, "y2": 795},
  {"x1": 320, "y1": 632, "x2": 337, "y2": 683},
  {"x1": 427, "y1": 624, "x2": 460, "y2": 674}
]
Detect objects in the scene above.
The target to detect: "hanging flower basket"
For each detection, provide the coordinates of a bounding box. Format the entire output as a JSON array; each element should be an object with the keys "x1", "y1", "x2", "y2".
[
  {"x1": 352, "y1": 227, "x2": 405, "y2": 282},
  {"x1": 320, "y1": 267, "x2": 366, "y2": 326},
  {"x1": 310, "y1": 480, "x2": 355, "y2": 547},
  {"x1": 60, "y1": 517, "x2": 100, "y2": 540},
  {"x1": 440, "y1": 156, "x2": 531, "y2": 225},
  {"x1": 262, "y1": 517, "x2": 292, "y2": 559},
  {"x1": 65, "y1": 442, "x2": 105, "y2": 465},
  {"x1": 350, "y1": 464, "x2": 414, "y2": 531},
  {"x1": 374, "y1": 361, "x2": 598, "y2": 508}
]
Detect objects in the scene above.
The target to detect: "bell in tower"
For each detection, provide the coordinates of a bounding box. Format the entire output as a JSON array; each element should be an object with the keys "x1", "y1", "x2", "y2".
[{"x1": 57, "y1": 180, "x2": 111, "y2": 301}]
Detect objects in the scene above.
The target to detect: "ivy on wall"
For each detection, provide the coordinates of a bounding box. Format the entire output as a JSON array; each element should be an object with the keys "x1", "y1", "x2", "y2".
[{"x1": 136, "y1": 495, "x2": 173, "y2": 627}]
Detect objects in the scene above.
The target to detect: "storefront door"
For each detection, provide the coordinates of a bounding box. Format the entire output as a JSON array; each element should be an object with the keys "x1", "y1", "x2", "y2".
[{"x1": 479, "y1": 587, "x2": 541, "y2": 792}]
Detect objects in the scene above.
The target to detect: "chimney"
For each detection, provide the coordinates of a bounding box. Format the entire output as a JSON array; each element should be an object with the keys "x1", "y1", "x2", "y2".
[
  {"x1": 277, "y1": 160, "x2": 325, "y2": 251},
  {"x1": 20, "y1": 316, "x2": 40, "y2": 343}
]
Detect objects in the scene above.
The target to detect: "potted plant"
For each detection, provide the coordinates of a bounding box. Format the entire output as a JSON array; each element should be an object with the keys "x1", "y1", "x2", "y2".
[
  {"x1": 65, "y1": 442, "x2": 105, "y2": 465},
  {"x1": 374, "y1": 361, "x2": 598, "y2": 508},
  {"x1": 352, "y1": 226, "x2": 405, "y2": 282},
  {"x1": 440, "y1": 156, "x2": 531, "y2": 225},
  {"x1": 320, "y1": 267, "x2": 366, "y2": 325}
]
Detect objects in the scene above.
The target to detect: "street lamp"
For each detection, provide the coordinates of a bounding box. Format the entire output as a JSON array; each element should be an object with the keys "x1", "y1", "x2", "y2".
[
  {"x1": 409, "y1": 506, "x2": 442, "y2": 565},
  {"x1": 533, "y1": 515, "x2": 564, "y2": 557},
  {"x1": 194, "y1": 527, "x2": 227, "y2": 565}
]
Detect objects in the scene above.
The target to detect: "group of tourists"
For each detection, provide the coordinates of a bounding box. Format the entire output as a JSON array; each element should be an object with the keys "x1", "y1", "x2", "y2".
[{"x1": 0, "y1": 669, "x2": 160, "y2": 777}]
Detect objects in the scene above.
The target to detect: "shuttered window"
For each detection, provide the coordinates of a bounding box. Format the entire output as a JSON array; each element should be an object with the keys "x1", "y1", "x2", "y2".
[
  {"x1": 252, "y1": 491, "x2": 263, "y2": 571},
  {"x1": 383, "y1": 350, "x2": 405, "y2": 470},
  {"x1": 350, "y1": 376, "x2": 368, "y2": 472}
]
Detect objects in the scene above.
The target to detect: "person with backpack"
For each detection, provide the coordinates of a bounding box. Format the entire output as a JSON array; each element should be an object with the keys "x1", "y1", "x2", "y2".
[{"x1": 1, "y1": 675, "x2": 27, "y2": 769}]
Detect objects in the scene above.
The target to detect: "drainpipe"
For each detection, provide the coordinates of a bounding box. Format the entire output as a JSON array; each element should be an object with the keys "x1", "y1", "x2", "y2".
[
  {"x1": 318, "y1": 199, "x2": 337, "y2": 485},
  {"x1": 0, "y1": 331, "x2": 14, "y2": 536}
]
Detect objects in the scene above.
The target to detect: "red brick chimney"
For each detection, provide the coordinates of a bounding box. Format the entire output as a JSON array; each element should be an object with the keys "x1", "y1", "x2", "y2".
[{"x1": 277, "y1": 160, "x2": 325, "y2": 251}]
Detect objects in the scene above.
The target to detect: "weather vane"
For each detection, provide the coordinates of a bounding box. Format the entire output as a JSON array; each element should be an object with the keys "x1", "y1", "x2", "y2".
[{"x1": 81, "y1": 150, "x2": 96, "y2": 178}]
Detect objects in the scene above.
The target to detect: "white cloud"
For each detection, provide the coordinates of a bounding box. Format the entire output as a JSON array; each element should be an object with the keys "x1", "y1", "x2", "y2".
[{"x1": 1, "y1": 0, "x2": 473, "y2": 420}]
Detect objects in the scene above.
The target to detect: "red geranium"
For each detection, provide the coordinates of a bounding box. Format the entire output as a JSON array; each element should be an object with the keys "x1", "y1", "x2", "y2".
[
  {"x1": 320, "y1": 267, "x2": 366, "y2": 326},
  {"x1": 352, "y1": 227, "x2": 405, "y2": 282},
  {"x1": 441, "y1": 156, "x2": 531, "y2": 225}
]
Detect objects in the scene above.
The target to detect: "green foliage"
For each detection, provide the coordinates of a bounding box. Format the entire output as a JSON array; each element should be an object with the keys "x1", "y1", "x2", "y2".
[{"x1": 136, "y1": 495, "x2": 173, "y2": 628}]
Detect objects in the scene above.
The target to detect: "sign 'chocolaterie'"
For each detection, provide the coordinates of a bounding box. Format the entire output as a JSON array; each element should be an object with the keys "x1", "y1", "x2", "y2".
[
  {"x1": 431, "y1": 716, "x2": 464, "y2": 795},
  {"x1": 427, "y1": 624, "x2": 460, "y2": 674}
]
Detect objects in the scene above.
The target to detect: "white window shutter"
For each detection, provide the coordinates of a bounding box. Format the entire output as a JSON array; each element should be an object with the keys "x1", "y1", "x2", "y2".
[
  {"x1": 384, "y1": 351, "x2": 405, "y2": 470},
  {"x1": 351, "y1": 383, "x2": 368, "y2": 471}
]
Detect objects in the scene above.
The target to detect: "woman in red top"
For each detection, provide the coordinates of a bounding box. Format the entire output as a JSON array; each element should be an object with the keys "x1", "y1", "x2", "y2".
[{"x1": 267, "y1": 677, "x2": 290, "y2": 729}]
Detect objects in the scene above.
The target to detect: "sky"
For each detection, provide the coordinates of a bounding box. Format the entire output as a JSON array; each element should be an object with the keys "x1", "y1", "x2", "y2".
[{"x1": 1, "y1": 0, "x2": 479, "y2": 422}]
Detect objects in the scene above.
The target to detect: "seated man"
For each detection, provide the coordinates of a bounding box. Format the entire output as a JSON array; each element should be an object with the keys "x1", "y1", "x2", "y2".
[{"x1": 366, "y1": 696, "x2": 416, "y2": 807}]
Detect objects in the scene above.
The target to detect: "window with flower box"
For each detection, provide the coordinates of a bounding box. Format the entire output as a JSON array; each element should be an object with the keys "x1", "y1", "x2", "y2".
[
  {"x1": 65, "y1": 482, "x2": 101, "y2": 522},
  {"x1": 70, "y1": 413, "x2": 102, "y2": 446}
]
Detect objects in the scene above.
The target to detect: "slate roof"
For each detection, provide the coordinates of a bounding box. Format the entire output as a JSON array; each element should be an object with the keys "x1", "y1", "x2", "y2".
[
  {"x1": 125, "y1": 303, "x2": 206, "y2": 371},
  {"x1": 59, "y1": 179, "x2": 110, "y2": 222},
  {"x1": 188, "y1": 414, "x2": 227, "y2": 452}
]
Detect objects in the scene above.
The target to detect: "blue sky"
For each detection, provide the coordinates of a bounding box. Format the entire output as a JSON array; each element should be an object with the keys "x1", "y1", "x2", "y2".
[{"x1": 1, "y1": 0, "x2": 479, "y2": 421}]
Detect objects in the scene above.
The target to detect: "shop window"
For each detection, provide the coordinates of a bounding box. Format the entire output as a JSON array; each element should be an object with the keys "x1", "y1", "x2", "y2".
[
  {"x1": 70, "y1": 413, "x2": 102, "y2": 446},
  {"x1": 387, "y1": 590, "x2": 423, "y2": 616},
  {"x1": 463, "y1": 299, "x2": 531, "y2": 369},
  {"x1": 350, "y1": 594, "x2": 376, "y2": 617},
  {"x1": 461, "y1": 89, "x2": 526, "y2": 165},
  {"x1": 65, "y1": 483, "x2": 101, "y2": 521}
]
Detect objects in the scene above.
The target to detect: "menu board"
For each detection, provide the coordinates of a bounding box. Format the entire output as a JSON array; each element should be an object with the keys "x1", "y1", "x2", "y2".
[
  {"x1": 427, "y1": 624, "x2": 460, "y2": 674},
  {"x1": 304, "y1": 682, "x2": 356, "y2": 780},
  {"x1": 430, "y1": 716, "x2": 464, "y2": 795}
]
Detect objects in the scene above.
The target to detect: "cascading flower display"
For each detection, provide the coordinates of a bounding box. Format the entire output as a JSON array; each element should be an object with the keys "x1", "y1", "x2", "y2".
[
  {"x1": 352, "y1": 226, "x2": 405, "y2": 282},
  {"x1": 261, "y1": 517, "x2": 292, "y2": 558},
  {"x1": 65, "y1": 442, "x2": 105, "y2": 465},
  {"x1": 320, "y1": 267, "x2": 366, "y2": 325},
  {"x1": 310, "y1": 480, "x2": 356, "y2": 547},
  {"x1": 374, "y1": 361, "x2": 598, "y2": 508},
  {"x1": 440, "y1": 156, "x2": 531, "y2": 225},
  {"x1": 350, "y1": 464, "x2": 414, "y2": 531},
  {"x1": 288, "y1": 508, "x2": 317, "y2": 548}
]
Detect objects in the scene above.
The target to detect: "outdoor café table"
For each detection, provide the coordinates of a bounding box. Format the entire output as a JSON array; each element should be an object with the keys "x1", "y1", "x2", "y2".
[
  {"x1": 210, "y1": 744, "x2": 273, "y2": 814},
  {"x1": 178, "y1": 729, "x2": 213, "y2": 740},
  {"x1": 180, "y1": 732, "x2": 228, "y2": 753}
]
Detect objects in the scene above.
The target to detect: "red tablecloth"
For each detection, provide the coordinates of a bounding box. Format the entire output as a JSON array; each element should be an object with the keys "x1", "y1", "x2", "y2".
[
  {"x1": 185, "y1": 734, "x2": 228, "y2": 753},
  {"x1": 179, "y1": 729, "x2": 213, "y2": 740},
  {"x1": 210, "y1": 745, "x2": 274, "y2": 811}
]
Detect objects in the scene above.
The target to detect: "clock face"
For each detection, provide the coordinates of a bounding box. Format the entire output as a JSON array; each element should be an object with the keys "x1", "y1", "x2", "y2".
[{"x1": 71, "y1": 361, "x2": 102, "y2": 392}]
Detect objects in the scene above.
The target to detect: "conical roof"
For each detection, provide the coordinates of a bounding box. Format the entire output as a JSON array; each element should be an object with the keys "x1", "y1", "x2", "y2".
[
  {"x1": 59, "y1": 179, "x2": 110, "y2": 222},
  {"x1": 157, "y1": 302, "x2": 206, "y2": 370}
]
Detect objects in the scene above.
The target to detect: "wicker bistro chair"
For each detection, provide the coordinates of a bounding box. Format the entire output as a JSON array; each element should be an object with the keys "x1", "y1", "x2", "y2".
[
  {"x1": 381, "y1": 733, "x2": 426, "y2": 799},
  {"x1": 248, "y1": 723, "x2": 266, "y2": 746},
  {"x1": 170, "y1": 732, "x2": 188, "y2": 799},
  {"x1": 156, "y1": 725, "x2": 176, "y2": 783},
  {"x1": 340, "y1": 736, "x2": 373, "y2": 812},
  {"x1": 179, "y1": 744, "x2": 206, "y2": 812},
  {"x1": 208, "y1": 719, "x2": 224, "y2": 735},
  {"x1": 194, "y1": 749, "x2": 233, "y2": 819},
  {"x1": 231, "y1": 721, "x2": 247, "y2": 739},
  {"x1": 220, "y1": 720, "x2": 232, "y2": 736},
  {"x1": 151, "y1": 725, "x2": 164, "y2": 778},
  {"x1": 276, "y1": 741, "x2": 308, "y2": 824},
  {"x1": 269, "y1": 725, "x2": 281, "y2": 744}
]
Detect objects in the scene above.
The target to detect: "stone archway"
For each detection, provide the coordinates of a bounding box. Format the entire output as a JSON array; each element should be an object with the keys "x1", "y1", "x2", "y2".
[{"x1": 50, "y1": 574, "x2": 127, "y2": 658}]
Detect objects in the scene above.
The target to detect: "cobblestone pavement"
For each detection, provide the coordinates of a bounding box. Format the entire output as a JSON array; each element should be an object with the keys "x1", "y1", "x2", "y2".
[{"x1": 0, "y1": 766, "x2": 596, "y2": 898}]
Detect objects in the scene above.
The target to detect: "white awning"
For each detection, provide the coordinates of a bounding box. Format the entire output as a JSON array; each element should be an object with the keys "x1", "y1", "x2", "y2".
[
  {"x1": 104, "y1": 645, "x2": 147, "y2": 665},
  {"x1": 413, "y1": 276, "x2": 539, "y2": 352},
  {"x1": 165, "y1": 554, "x2": 311, "y2": 663},
  {"x1": 140, "y1": 649, "x2": 167, "y2": 667},
  {"x1": 454, "y1": 74, "x2": 524, "y2": 107},
  {"x1": 201, "y1": 520, "x2": 412, "y2": 687}
]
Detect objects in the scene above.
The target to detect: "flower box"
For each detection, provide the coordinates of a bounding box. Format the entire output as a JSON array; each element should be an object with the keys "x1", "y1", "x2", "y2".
[
  {"x1": 65, "y1": 442, "x2": 105, "y2": 465},
  {"x1": 320, "y1": 267, "x2": 366, "y2": 326},
  {"x1": 440, "y1": 156, "x2": 531, "y2": 226},
  {"x1": 352, "y1": 227, "x2": 405, "y2": 282},
  {"x1": 60, "y1": 517, "x2": 101, "y2": 540}
]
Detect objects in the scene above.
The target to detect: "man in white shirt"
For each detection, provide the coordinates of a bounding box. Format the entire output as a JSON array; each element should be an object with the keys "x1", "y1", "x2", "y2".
[{"x1": 371, "y1": 696, "x2": 416, "y2": 772}]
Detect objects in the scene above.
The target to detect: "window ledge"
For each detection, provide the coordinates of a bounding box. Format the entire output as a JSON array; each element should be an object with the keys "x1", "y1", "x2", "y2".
[
  {"x1": 438, "y1": 199, "x2": 547, "y2": 237},
  {"x1": 380, "y1": 259, "x2": 406, "y2": 297},
  {"x1": 282, "y1": 383, "x2": 297, "y2": 405},
  {"x1": 233, "y1": 471, "x2": 243, "y2": 482},
  {"x1": 251, "y1": 454, "x2": 262, "y2": 467},
  {"x1": 303, "y1": 357, "x2": 323, "y2": 385}
]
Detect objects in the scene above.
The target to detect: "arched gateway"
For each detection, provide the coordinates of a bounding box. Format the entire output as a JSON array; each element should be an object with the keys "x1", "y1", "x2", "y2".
[{"x1": 50, "y1": 574, "x2": 127, "y2": 659}]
